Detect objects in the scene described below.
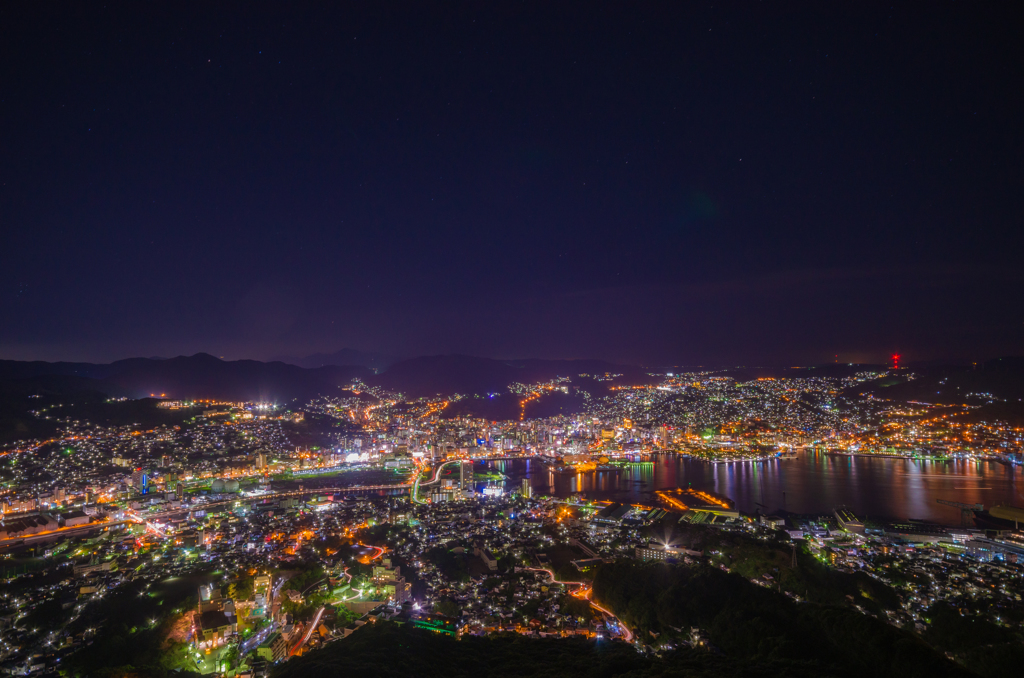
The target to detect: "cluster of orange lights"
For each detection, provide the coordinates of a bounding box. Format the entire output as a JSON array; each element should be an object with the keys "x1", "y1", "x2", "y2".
[
  {"x1": 569, "y1": 586, "x2": 591, "y2": 599},
  {"x1": 655, "y1": 488, "x2": 731, "y2": 512},
  {"x1": 419, "y1": 400, "x2": 450, "y2": 420},
  {"x1": 689, "y1": 489, "x2": 730, "y2": 509},
  {"x1": 655, "y1": 490, "x2": 689, "y2": 511},
  {"x1": 519, "y1": 385, "x2": 556, "y2": 420}
]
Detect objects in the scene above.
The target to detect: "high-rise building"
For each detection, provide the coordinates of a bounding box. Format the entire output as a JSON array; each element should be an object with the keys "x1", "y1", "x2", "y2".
[
  {"x1": 521, "y1": 478, "x2": 532, "y2": 499},
  {"x1": 131, "y1": 468, "x2": 148, "y2": 494},
  {"x1": 459, "y1": 460, "x2": 473, "y2": 492}
]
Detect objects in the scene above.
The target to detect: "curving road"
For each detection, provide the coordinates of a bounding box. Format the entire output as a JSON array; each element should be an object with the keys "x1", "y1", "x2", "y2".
[
  {"x1": 357, "y1": 542, "x2": 385, "y2": 562},
  {"x1": 289, "y1": 605, "x2": 326, "y2": 655},
  {"x1": 525, "y1": 567, "x2": 634, "y2": 643},
  {"x1": 410, "y1": 459, "x2": 461, "y2": 504}
]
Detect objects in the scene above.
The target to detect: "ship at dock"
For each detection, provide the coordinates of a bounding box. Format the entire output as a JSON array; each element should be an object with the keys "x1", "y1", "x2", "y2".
[{"x1": 973, "y1": 504, "x2": 1024, "y2": 531}]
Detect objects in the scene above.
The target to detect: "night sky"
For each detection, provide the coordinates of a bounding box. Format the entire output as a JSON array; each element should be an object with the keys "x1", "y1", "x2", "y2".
[{"x1": 2, "y1": 3, "x2": 1022, "y2": 367}]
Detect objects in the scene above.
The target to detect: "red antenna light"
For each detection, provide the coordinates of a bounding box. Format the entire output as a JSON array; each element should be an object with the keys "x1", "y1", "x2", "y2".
[{"x1": 891, "y1": 354, "x2": 901, "y2": 370}]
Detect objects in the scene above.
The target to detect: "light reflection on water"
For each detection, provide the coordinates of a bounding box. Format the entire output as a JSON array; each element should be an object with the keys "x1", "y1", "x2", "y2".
[{"x1": 486, "y1": 453, "x2": 1023, "y2": 524}]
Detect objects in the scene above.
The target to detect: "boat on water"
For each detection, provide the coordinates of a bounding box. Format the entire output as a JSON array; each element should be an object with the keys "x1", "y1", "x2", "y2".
[{"x1": 974, "y1": 504, "x2": 1024, "y2": 530}]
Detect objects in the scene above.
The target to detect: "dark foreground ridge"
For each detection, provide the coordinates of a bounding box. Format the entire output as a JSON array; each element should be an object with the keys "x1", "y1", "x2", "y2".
[
  {"x1": 274, "y1": 618, "x2": 960, "y2": 678},
  {"x1": 275, "y1": 621, "x2": 815, "y2": 678},
  {"x1": 592, "y1": 561, "x2": 977, "y2": 678},
  {"x1": 274, "y1": 563, "x2": 977, "y2": 678}
]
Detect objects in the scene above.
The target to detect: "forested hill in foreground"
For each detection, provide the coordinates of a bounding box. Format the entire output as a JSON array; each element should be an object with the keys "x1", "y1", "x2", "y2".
[
  {"x1": 592, "y1": 561, "x2": 976, "y2": 678},
  {"x1": 602, "y1": 522, "x2": 1022, "y2": 678},
  {"x1": 277, "y1": 557, "x2": 995, "y2": 678},
  {"x1": 273, "y1": 621, "x2": 821, "y2": 678},
  {"x1": 274, "y1": 612, "x2": 970, "y2": 678}
]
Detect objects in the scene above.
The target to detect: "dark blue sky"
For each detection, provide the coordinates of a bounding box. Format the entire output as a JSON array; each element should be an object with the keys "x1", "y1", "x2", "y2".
[{"x1": 2, "y1": 3, "x2": 1022, "y2": 366}]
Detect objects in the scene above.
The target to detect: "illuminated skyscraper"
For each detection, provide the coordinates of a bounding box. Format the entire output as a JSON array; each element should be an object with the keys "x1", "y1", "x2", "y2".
[
  {"x1": 459, "y1": 460, "x2": 473, "y2": 492},
  {"x1": 131, "y1": 468, "x2": 148, "y2": 494}
]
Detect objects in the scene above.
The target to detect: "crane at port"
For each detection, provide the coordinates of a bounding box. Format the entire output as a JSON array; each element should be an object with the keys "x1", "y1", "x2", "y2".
[{"x1": 936, "y1": 499, "x2": 984, "y2": 527}]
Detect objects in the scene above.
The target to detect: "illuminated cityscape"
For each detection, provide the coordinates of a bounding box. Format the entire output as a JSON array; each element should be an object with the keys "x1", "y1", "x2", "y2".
[{"x1": 0, "y1": 363, "x2": 1020, "y2": 675}]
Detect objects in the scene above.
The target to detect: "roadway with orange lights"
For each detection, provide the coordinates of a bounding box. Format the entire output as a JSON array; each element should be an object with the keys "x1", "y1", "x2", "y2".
[
  {"x1": 0, "y1": 516, "x2": 127, "y2": 546},
  {"x1": 525, "y1": 567, "x2": 633, "y2": 643}
]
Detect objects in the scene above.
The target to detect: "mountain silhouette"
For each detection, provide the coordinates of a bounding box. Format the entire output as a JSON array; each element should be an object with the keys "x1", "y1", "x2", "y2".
[
  {"x1": 0, "y1": 353, "x2": 370, "y2": 402},
  {"x1": 272, "y1": 348, "x2": 400, "y2": 371}
]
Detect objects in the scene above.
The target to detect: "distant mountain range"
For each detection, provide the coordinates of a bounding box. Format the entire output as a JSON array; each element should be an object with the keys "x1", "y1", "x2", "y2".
[
  {"x1": 0, "y1": 352, "x2": 654, "y2": 400},
  {"x1": 852, "y1": 356, "x2": 1024, "y2": 423},
  {"x1": 367, "y1": 354, "x2": 652, "y2": 398},
  {"x1": 0, "y1": 352, "x2": 651, "y2": 402},
  {"x1": 0, "y1": 353, "x2": 653, "y2": 441},
  {"x1": 271, "y1": 348, "x2": 401, "y2": 372},
  {"x1": 0, "y1": 353, "x2": 371, "y2": 403},
  {"x1": 5, "y1": 353, "x2": 1024, "y2": 404}
]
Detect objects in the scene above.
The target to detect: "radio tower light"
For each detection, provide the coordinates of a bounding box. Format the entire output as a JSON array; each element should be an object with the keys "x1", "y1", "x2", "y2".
[{"x1": 891, "y1": 354, "x2": 901, "y2": 370}]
